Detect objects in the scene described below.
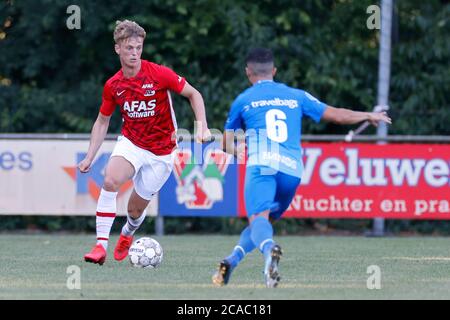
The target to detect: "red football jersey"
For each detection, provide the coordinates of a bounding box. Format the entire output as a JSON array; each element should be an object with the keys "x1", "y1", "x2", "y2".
[{"x1": 100, "y1": 59, "x2": 186, "y2": 155}]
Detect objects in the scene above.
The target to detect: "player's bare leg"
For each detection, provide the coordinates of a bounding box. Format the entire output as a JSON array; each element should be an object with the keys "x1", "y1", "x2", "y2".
[
  {"x1": 84, "y1": 156, "x2": 135, "y2": 265},
  {"x1": 114, "y1": 190, "x2": 150, "y2": 261},
  {"x1": 103, "y1": 156, "x2": 136, "y2": 191},
  {"x1": 127, "y1": 189, "x2": 150, "y2": 219}
]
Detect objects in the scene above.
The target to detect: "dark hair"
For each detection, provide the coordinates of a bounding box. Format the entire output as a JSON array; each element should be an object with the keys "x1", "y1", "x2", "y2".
[{"x1": 245, "y1": 47, "x2": 274, "y2": 64}]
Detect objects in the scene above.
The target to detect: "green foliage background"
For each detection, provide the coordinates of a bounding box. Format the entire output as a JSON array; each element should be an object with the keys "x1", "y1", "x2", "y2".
[
  {"x1": 0, "y1": 1, "x2": 449, "y2": 234},
  {"x1": 1, "y1": 0, "x2": 449, "y2": 135}
]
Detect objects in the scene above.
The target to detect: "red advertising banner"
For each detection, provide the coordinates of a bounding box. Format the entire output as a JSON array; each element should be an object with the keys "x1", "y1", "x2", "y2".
[{"x1": 238, "y1": 143, "x2": 450, "y2": 219}]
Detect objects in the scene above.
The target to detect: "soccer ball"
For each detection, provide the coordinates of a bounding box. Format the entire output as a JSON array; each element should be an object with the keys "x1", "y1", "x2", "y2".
[{"x1": 128, "y1": 237, "x2": 163, "y2": 268}]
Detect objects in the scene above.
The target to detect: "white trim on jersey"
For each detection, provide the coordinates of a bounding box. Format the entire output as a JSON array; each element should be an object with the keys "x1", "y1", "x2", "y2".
[{"x1": 167, "y1": 91, "x2": 178, "y2": 147}]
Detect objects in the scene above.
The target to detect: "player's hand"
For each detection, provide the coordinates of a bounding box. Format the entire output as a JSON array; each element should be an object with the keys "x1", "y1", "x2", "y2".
[
  {"x1": 195, "y1": 126, "x2": 213, "y2": 143},
  {"x1": 78, "y1": 158, "x2": 92, "y2": 173},
  {"x1": 368, "y1": 111, "x2": 392, "y2": 127}
]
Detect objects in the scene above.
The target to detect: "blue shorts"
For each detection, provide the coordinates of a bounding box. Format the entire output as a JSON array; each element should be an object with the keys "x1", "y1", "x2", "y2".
[{"x1": 244, "y1": 166, "x2": 301, "y2": 220}]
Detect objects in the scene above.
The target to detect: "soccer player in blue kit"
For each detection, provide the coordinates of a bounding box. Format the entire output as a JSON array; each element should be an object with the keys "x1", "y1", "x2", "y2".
[{"x1": 212, "y1": 48, "x2": 391, "y2": 288}]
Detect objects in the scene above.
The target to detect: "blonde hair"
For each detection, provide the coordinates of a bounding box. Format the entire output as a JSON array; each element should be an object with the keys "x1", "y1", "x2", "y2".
[{"x1": 113, "y1": 20, "x2": 146, "y2": 44}]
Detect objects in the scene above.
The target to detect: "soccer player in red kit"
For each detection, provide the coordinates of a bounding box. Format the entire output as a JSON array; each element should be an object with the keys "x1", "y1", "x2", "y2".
[{"x1": 79, "y1": 20, "x2": 211, "y2": 265}]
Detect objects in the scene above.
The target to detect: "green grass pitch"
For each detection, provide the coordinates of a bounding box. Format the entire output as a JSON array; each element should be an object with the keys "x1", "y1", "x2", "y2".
[{"x1": 1, "y1": 234, "x2": 450, "y2": 299}]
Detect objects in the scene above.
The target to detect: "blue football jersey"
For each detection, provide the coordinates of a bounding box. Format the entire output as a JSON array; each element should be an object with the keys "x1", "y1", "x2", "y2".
[{"x1": 224, "y1": 80, "x2": 327, "y2": 177}]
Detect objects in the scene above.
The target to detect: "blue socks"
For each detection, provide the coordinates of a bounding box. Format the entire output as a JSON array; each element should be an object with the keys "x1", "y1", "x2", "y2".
[
  {"x1": 225, "y1": 226, "x2": 255, "y2": 268},
  {"x1": 250, "y1": 216, "x2": 274, "y2": 261},
  {"x1": 225, "y1": 216, "x2": 274, "y2": 269}
]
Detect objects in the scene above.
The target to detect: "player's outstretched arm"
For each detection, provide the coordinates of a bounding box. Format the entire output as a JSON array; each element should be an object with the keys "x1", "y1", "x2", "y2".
[
  {"x1": 180, "y1": 82, "x2": 211, "y2": 143},
  {"x1": 322, "y1": 106, "x2": 392, "y2": 126},
  {"x1": 78, "y1": 112, "x2": 111, "y2": 173}
]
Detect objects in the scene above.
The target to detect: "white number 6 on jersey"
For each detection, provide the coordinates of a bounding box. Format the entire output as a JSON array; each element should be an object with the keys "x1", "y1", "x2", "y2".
[{"x1": 265, "y1": 109, "x2": 288, "y2": 143}]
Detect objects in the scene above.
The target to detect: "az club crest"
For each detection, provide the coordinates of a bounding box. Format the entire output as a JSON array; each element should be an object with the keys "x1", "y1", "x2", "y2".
[{"x1": 173, "y1": 148, "x2": 232, "y2": 209}]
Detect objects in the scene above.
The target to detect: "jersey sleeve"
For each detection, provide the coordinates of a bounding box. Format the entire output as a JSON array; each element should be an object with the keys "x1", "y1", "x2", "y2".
[
  {"x1": 157, "y1": 65, "x2": 186, "y2": 94},
  {"x1": 301, "y1": 91, "x2": 327, "y2": 123},
  {"x1": 224, "y1": 97, "x2": 243, "y2": 130},
  {"x1": 99, "y1": 82, "x2": 116, "y2": 116}
]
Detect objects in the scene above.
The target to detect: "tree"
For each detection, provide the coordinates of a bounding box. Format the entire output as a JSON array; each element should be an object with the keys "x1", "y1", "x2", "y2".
[{"x1": 0, "y1": 0, "x2": 448, "y2": 135}]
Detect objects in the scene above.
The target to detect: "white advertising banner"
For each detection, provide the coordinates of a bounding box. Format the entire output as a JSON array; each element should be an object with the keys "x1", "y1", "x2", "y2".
[{"x1": 0, "y1": 139, "x2": 157, "y2": 216}]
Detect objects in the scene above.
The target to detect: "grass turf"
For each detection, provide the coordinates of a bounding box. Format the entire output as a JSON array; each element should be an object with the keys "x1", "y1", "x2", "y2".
[{"x1": 1, "y1": 234, "x2": 450, "y2": 299}]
